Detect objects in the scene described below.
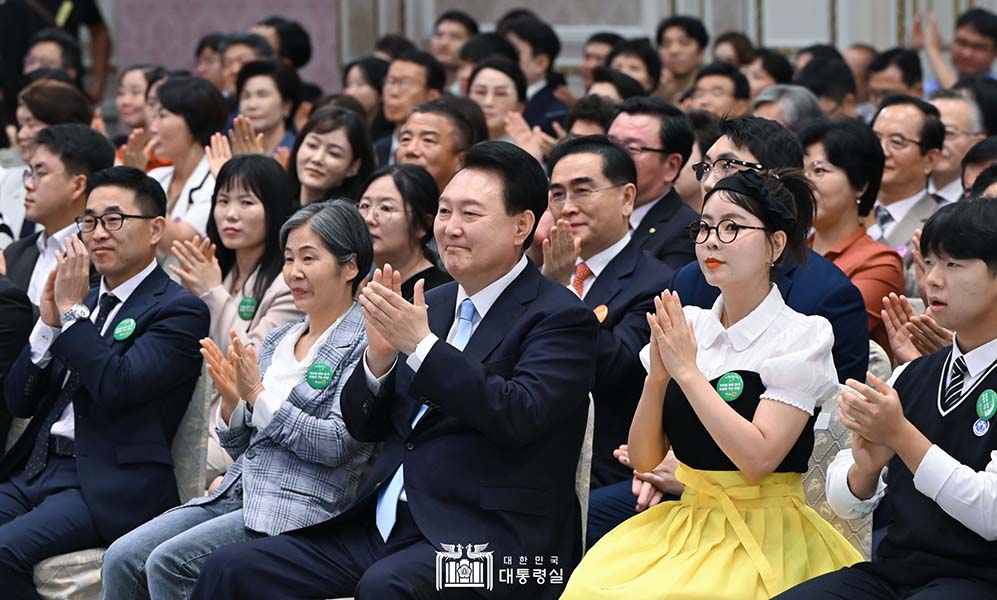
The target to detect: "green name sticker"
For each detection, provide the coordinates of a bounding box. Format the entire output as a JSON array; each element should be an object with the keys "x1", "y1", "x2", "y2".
[
  {"x1": 306, "y1": 362, "x2": 333, "y2": 389},
  {"x1": 113, "y1": 317, "x2": 136, "y2": 341},
  {"x1": 977, "y1": 389, "x2": 997, "y2": 421},
  {"x1": 237, "y1": 296, "x2": 258, "y2": 321},
  {"x1": 716, "y1": 372, "x2": 744, "y2": 402}
]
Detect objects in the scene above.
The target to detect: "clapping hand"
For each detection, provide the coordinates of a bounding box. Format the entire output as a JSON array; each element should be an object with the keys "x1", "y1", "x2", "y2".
[
  {"x1": 229, "y1": 330, "x2": 263, "y2": 405},
  {"x1": 169, "y1": 235, "x2": 221, "y2": 297},
  {"x1": 358, "y1": 263, "x2": 430, "y2": 363},
  {"x1": 540, "y1": 219, "x2": 579, "y2": 286},
  {"x1": 119, "y1": 128, "x2": 155, "y2": 169},
  {"x1": 200, "y1": 337, "x2": 239, "y2": 414},
  {"x1": 839, "y1": 372, "x2": 907, "y2": 448},
  {"x1": 646, "y1": 291, "x2": 698, "y2": 384},
  {"x1": 229, "y1": 116, "x2": 265, "y2": 155},
  {"x1": 205, "y1": 132, "x2": 233, "y2": 179}
]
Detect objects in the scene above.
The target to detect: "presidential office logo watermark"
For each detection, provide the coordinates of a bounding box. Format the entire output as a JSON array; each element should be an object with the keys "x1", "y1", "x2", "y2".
[
  {"x1": 435, "y1": 543, "x2": 565, "y2": 591},
  {"x1": 436, "y1": 543, "x2": 494, "y2": 590}
]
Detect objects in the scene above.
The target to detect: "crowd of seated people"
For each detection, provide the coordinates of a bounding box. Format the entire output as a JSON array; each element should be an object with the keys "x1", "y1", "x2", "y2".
[{"x1": 0, "y1": 6, "x2": 995, "y2": 600}]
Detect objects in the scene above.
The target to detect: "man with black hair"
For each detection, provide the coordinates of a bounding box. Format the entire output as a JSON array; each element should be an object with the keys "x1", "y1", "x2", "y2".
[
  {"x1": 22, "y1": 0, "x2": 111, "y2": 100},
  {"x1": 0, "y1": 166, "x2": 208, "y2": 599},
  {"x1": 606, "y1": 97, "x2": 697, "y2": 270},
  {"x1": 4, "y1": 124, "x2": 113, "y2": 307},
  {"x1": 375, "y1": 50, "x2": 446, "y2": 168},
  {"x1": 690, "y1": 61, "x2": 751, "y2": 117},
  {"x1": 253, "y1": 16, "x2": 312, "y2": 70},
  {"x1": 23, "y1": 28, "x2": 82, "y2": 86},
  {"x1": 794, "y1": 43, "x2": 845, "y2": 73},
  {"x1": 776, "y1": 198, "x2": 997, "y2": 600},
  {"x1": 429, "y1": 10, "x2": 478, "y2": 93},
  {"x1": 194, "y1": 33, "x2": 227, "y2": 93},
  {"x1": 581, "y1": 32, "x2": 624, "y2": 89},
  {"x1": 796, "y1": 57, "x2": 858, "y2": 117},
  {"x1": 191, "y1": 141, "x2": 598, "y2": 600},
  {"x1": 915, "y1": 8, "x2": 997, "y2": 95},
  {"x1": 961, "y1": 135, "x2": 997, "y2": 194},
  {"x1": 868, "y1": 94, "x2": 945, "y2": 296},
  {"x1": 220, "y1": 33, "x2": 273, "y2": 101},
  {"x1": 501, "y1": 16, "x2": 568, "y2": 134},
  {"x1": 564, "y1": 95, "x2": 617, "y2": 135},
  {"x1": 588, "y1": 66, "x2": 646, "y2": 103},
  {"x1": 867, "y1": 48, "x2": 923, "y2": 108},
  {"x1": 845, "y1": 43, "x2": 878, "y2": 114},
  {"x1": 929, "y1": 90, "x2": 985, "y2": 203},
  {"x1": 397, "y1": 100, "x2": 474, "y2": 192},
  {"x1": 968, "y1": 162, "x2": 997, "y2": 198},
  {"x1": 656, "y1": 15, "x2": 709, "y2": 102},
  {"x1": 607, "y1": 38, "x2": 661, "y2": 94}
]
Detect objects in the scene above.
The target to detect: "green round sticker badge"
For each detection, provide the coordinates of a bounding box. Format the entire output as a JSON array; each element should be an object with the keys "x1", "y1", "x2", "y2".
[
  {"x1": 306, "y1": 362, "x2": 333, "y2": 389},
  {"x1": 716, "y1": 372, "x2": 744, "y2": 402},
  {"x1": 113, "y1": 318, "x2": 136, "y2": 341},
  {"x1": 237, "y1": 296, "x2": 258, "y2": 321},
  {"x1": 977, "y1": 389, "x2": 997, "y2": 421}
]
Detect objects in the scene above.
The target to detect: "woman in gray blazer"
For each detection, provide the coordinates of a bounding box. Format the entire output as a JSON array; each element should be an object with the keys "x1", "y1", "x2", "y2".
[{"x1": 101, "y1": 200, "x2": 377, "y2": 600}]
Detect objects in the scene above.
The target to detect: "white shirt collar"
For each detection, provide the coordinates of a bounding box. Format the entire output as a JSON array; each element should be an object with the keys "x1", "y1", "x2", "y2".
[
  {"x1": 526, "y1": 80, "x2": 547, "y2": 101},
  {"x1": 99, "y1": 259, "x2": 158, "y2": 305},
  {"x1": 629, "y1": 195, "x2": 664, "y2": 231},
  {"x1": 455, "y1": 256, "x2": 528, "y2": 322},
  {"x1": 877, "y1": 188, "x2": 927, "y2": 223},
  {"x1": 576, "y1": 233, "x2": 630, "y2": 279},
  {"x1": 952, "y1": 333, "x2": 997, "y2": 380},
  {"x1": 36, "y1": 222, "x2": 78, "y2": 254},
  {"x1": 700, "y1": 284, "x2": 786, "y2": 351},
  {"x1": 928, "y1": 177, "x2": 962, "y2": 205}
]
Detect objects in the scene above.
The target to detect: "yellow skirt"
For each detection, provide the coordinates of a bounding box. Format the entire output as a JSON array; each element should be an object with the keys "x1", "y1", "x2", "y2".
[{"x1": 562, "y1": 466, "x2": 862, "y2": 600}]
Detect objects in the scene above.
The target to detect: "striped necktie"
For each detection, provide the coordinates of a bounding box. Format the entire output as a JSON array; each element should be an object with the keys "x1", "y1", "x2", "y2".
[{"x1": 943, "y1": 355, "x2": 968, "y2": 411}]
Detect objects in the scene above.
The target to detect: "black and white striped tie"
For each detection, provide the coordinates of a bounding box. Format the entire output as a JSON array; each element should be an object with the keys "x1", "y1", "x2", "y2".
[{"x1": 943, "y1": 356, "x2": 968, "y2": 411}]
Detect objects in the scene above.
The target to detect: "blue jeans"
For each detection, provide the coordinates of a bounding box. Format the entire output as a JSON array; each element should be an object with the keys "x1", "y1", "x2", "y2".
[{"x1": 101, "y1": 481, "x2": 260, "y2": 600}]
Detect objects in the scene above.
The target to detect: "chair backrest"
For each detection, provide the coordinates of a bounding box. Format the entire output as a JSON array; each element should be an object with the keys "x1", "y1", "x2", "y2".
[
  {"x1": 172, "y1": 368, "x2": 211, "y2": 503},
  {"x1": 868, "y1": 340, "x2": 892, "y2": 382},
  {"x1": 575, "y1": 394, "x2": 595, "y2": 551}
]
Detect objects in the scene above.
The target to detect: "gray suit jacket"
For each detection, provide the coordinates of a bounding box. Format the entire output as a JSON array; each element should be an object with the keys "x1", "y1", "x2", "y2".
[
  {"x1": 187, "y1": 302, "x2": 378, "y2": 535},
  {"x1": 874, "y1": 192, "x2": 940, "y2": 297}
]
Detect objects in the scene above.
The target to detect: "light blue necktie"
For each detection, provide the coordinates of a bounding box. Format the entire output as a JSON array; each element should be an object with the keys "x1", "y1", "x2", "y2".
[{"x1": 375, "y1": 298, "x2": 478, "y2": 541}]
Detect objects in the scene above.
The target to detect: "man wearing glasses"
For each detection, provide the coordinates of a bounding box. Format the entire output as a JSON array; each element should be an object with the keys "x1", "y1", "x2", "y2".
[
  {"x1": 0, "y1": 166, "x2": 209, "y2": 598},
  {"x1": 3, "y1": 124, "x2": 113, "y2": 309},
  {"x1": 928, "y1": 90, "x2": 986, "y2": 204},
  {"x1": 868, "y1": 95, "x2": 945, "y2": 297},
  {"x1": 606, "y1": 96, "x2": 698, "y2": 271},
  {"x1": 375, "y1": 50, "x2": 445, "y2": 168}
]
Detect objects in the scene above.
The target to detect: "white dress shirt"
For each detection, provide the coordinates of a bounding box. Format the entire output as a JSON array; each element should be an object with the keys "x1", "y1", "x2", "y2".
[
  {"x1": 28, "y1": 259, "x2": 158, "y2": 440},
  {"x1": 26, "y1": 223, "x2": 78, "y2": 305},
  {"x1": 929, "y1": 177, "x2": 962, "y2": 205},
  {"x1": 629, "y1": 195, "x2": 663, "y2": 232},
  {"x1": 525, "y1": 80, "x2": 547, "y2": 102},
  {"x1": 570, "y1": 234, "x2": 630, "y2": 299},
  {"x1": 826, "y1": 333, "x2": 997, "y2": 541},
  {"x1": 867, "y1": 189, "x2": 927, "y2": 241},
  {"x1": 218, "y1": 313, "x2": 345, "y2": 432}
]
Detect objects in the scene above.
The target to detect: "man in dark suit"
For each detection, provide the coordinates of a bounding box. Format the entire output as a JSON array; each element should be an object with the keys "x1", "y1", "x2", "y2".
[
  {"x1": 0, "y1": 166, "x2": 209, "y2": 599},
  {"x1": 0, "y1": 263, "x2": 32, "y2": 452},
  {"x1": 501, "y1": 16, "x2": 568, "y2": 135},
  {"x1": 3, "y1": 124, "x2": 113, "y2": 307},
  {"x1": 607, "y1": 97, "x2": 699, "y2": 270},
  {"x1": 192, "y1": 142, "x2": 598, "y2": 600},
  {"x1": 586, "y1": 115, "x2": 870, "y2": 547},
  {"x1": 541, "y1": 135, "x2": 673, "y2": 492},
  {"x1": 374, "y1": 50, "x2": 445, "y2": 167}
]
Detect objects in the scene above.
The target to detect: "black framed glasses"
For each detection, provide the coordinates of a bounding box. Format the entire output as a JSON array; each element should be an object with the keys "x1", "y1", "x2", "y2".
[
  {"x1": 691, "y1": 158, "x2": 766, "y2": 182},
  {"x1": 76, "y1": 213, "x2": 155, "y2": 233},
  {"x1": 688, "y1": 219, "x2": 767, "y2": 244}
]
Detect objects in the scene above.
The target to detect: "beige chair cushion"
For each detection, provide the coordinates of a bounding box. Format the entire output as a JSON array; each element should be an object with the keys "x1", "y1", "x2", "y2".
[
  {"x1": 575, "y1": 395, "x2": 595, "y2": 550},
  {"x1": 34, "y1": 372, "x2": 211, "y2": 599}
]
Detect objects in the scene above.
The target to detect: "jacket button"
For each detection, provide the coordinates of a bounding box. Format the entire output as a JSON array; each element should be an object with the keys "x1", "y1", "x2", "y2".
[
  {"x1": 405, "y1": 442, "x2": 414, "y2": 451},
  {"x1": 246, "y1": 449, "x2": 256, "y2": 459}
]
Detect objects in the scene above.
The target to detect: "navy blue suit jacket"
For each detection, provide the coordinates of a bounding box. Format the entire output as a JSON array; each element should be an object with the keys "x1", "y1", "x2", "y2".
[
  {"x1": 630, "y1": 188, "x2": 699, "y2": 271},
  {"x1": 670, "y1": 249, "x2": 869, "y2": 384},
  {"x1": 523, "y1": 83, "x2": 568, "y2": 134},
  {"x1": 374, "y1": 132, "x2": 393, "y2": 168},
  {"x1": 584, "y1": 242, "x2": 673, "y2": 488},
  {"x1": 340, "y1": 262, "x2": 598, "y2": 599},
  {"x1": 1, "y1": 267, "x2": 209, "y2": 542}
]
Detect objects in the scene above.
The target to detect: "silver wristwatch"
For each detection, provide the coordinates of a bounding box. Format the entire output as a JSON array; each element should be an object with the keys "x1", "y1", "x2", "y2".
[{"x1": 59, "y1": 304, "x2": 91, "y2": 327}]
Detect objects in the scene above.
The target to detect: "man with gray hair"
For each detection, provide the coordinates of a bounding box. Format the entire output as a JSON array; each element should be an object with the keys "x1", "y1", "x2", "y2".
[
  {"x1": 929, "y1": 89, "x2": 986, "y2": 203},
  {"x1": 752, "y1": 84, "x2": 824, "y2": 134}
]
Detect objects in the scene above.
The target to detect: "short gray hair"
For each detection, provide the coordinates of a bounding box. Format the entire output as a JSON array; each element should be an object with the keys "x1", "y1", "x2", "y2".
[
  {"x1": 279, "y1": 199, "x2": 374, "y2": 295},
  {"x1": 928, "y1": 88, "x2": 985, "y2": 136},
  {"x1": 752, "y1": 84, "x2": 823, "y2": 134}
]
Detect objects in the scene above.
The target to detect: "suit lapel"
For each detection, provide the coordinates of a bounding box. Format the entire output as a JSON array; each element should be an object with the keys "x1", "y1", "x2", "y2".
[
  {"x1": 584, "y1": 242, "x2": 638, "y2": 308},
  {"x1": 632, "y1": 189, "x2": 684, "y2": 246},
  {"x1": 99, "y1": 268, "x2": 168, "y2": 345},
  {"x1": 886, "y1": 193, "x2": 936, "y2": 249},
  {"x1": 461, "y1": 266, "x2": 537, "y2": 364},
  {"x1": 9, "y1": 233, "x2": 41, "y2": 290}
]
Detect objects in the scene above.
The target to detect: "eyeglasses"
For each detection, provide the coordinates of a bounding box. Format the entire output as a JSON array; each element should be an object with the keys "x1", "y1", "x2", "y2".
[
  {"x1": 691, "y1": 86, "x2": 734, "y2": 100},
  {"x1": 76, "y1": 212, "x2": 156, "y2": 233},
  {"x1": 383, "y1": 77, "x2": 421, "y2": 92},
  {"x1": 875, "y1": 132, "x2": 923, "y2": 152},
  {"x1": 608, "y1": 137, "x2": 668, "y2": 157},
  {"x1": 23, "y1": 168, "x2": 67, "y2": 186},
  {"x1": 357, "y1": 201, "x2": 399, "y2": 224},
  {"x1": 944, "y1": 125, "x2": 983, "y2": 139},
  {"x1": 549, "y1": 183, "x2": 625, "y2": 206},
  {"x1": 691, "y1": 158, "x2": 766, "y2": 182},
  {"x1": 688, "y1": 219, "x2": 767, "y2": 244}
]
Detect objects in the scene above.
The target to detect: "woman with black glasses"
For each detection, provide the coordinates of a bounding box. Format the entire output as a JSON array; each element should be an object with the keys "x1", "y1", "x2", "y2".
[{"x1": 563, "y1": 169, "x2": 862, "y2": 599}]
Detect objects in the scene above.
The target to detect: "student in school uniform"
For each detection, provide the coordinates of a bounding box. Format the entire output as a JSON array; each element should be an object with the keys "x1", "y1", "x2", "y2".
[{"x1": 775, "y1": 198, "x2": 997, "y2": 600}]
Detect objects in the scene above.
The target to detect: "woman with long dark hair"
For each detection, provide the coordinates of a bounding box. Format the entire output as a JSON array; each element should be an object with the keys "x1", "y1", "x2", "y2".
[{"x1": 288, "y1": 107, "x2": 375, "y2": 206}]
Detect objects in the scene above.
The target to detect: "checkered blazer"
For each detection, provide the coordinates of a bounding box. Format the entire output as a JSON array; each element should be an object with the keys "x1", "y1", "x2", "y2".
[{"x1": 187, "y1": 302, "x2": 378, "y2": 535}]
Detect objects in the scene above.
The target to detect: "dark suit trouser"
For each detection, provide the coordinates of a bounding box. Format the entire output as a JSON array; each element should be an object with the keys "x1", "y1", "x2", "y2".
[
  {"x1": 191, "y1": 502, "x2": 447, "y2": 600},
  {"x1": 0, "y1": 456, "x2": 102, "y2": 600},
  {"x1": 586, "y1": 479, "x2": 679, "y2": 548},
  {"x1": 772, "y1": 566, "x2": 997, "y2": 600}
]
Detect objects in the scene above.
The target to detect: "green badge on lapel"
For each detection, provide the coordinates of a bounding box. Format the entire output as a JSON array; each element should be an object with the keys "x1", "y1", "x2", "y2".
[
  {"x1": 113, "y1": 318, "x2": 136, "y2": 341},
  {"x1": 716, "y1": 372, "x2": 744, "y2": 402},
  {"x1": 977, "y1": 389, "x2": 997, "y2": 421},
  {"x1": 306, "y1": 362, "x2": 333, "y2": 389},
  {"x1": 237, "y1": 296, "x2": 258, "y2": 321}
]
